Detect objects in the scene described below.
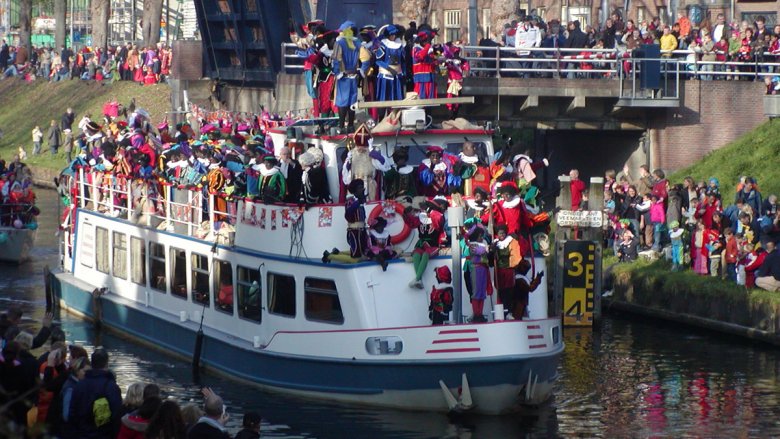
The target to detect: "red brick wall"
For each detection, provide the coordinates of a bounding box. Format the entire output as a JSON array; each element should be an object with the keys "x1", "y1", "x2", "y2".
[{"x1": 651, "y1": 80, "x2": 766, "y2": 171}]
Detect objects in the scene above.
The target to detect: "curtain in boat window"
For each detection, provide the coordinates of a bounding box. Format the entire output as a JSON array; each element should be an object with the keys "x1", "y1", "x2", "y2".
[
  {"x1": 95, "y1": 227, "x2": 110, "y2": 273},
  {"x1": 112, "y1": 232, "x2": 128, "y2": 280},
  {"x1": 130, "y1": 237, "x2": 146, "y2": 285}
]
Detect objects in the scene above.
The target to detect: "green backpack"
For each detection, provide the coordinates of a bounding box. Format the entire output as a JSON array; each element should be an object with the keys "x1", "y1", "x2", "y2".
[{"x1": 92, "y1": 381, "x2": 112, "y2": 428}]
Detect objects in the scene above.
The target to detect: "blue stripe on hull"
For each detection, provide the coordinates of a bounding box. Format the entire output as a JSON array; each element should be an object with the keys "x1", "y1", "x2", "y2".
[{"x1": 55, "y1": 276, "x2": 560, "y2": 397}]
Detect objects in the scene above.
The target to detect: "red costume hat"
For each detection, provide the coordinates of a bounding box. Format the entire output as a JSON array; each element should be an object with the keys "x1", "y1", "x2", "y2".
[
  {"x1": 353, "y1": 124, "x2": 372, "y2": 148},
  {"x1": 434, "y1": 266, "x2": 452, "y2": 284},
  {"x1": 425, "y1": 145, "x2": 444, "y2": 156}
]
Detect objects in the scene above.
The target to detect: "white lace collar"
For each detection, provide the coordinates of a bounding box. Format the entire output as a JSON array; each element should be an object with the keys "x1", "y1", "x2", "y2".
[
  {"x1": 459, "y1": 153, "x2": 478, "y2": 164},
  {"x1": 397, "y1": 165, "x2": 414, "y2": 175},
  {"x1": 258, "y1": 166, "x2": 280, "y2": 177},
  {"x1": 501, "y1": 196, "x2": 522, "y2": 209},
  {"x1": 382, "y1": 39, "x2": 403, "y2": 50},
  {"x1": 494, "y1": 235, "x2": 514, "y2": 249}
]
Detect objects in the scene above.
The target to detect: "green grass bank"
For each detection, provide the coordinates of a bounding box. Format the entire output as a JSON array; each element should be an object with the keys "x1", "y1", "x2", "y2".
[
  {"x1": 606, "y1": 121, "x2": 780, "y2": 342},
  {"x1": 669, "y1": 120, "x2": 780, "y2": 197},
  {"x1": 0, "y1": 79, "x2": 171, "y2": 171}
]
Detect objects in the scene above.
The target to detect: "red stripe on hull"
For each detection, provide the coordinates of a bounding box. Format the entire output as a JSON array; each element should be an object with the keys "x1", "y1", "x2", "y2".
[
  {"x1": 528, "y1": 335, "x2": 544, "y2": 339},
  {"x1": 438, "y1": 329, "x2": 479, "y2": 335},
  {"x1": 431, "y1": 338, "x2": 479, "y2": 344},
  {"x1": 529, "y1": 344, "x2": 548, "y2": 349},
  {"x1": 426, "y1": 347, "x2": 482, "y2": 354}
]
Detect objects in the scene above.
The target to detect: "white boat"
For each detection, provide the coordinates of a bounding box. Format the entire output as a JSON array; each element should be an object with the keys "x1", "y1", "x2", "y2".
[
  {"x1": 53, "y1": 107, "x2": 563, "y2": 414},
  {"x1": 0, "y1": 204, "x2": 38, "y2": 263}
]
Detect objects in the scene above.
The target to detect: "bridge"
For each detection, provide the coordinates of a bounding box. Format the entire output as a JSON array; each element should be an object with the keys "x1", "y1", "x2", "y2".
[{"x1": 275, "y1": 44, "x2": 770, "y2": 179}]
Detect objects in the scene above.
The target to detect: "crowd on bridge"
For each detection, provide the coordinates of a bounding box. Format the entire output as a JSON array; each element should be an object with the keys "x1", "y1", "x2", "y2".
[
  {"x1": 606, "y1": 167, "x2": 780, "y2": 292},
  {"x1": 0, "y1": 307, "x2": 263, "y2": 438},
  {"x1": 0, "y1": 39, "x2": 172, "y2": 85}
]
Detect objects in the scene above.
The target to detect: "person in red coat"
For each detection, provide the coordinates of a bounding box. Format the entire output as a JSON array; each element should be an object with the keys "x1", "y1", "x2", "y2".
[
  {"x1": 569, "y1": 169, "x2": 586, "y2": 211},
  {"x1": 411, "y1": 30, "x2": 437, "y2": 99},
  {"x1": 494, "y1": 182, "x2": 533, "y2": 256}
]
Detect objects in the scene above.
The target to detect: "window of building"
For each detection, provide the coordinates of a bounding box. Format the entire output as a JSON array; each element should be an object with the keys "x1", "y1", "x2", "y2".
[
  {"x1": 170, "y1": 247, "x2": 187, "y2": 299},
  {"x1": 191, "y1": 253, "x2": 210, "y2": 307},
  {"x1": 537, "y1": 7, "x2": 547, "y2": 21},
  {"x1": 214, "y1": 260, "x2": 233, "y2": 314},
  {"x1": 237, "y1": 266, "x2": 261, "y2": 322},
  {"x1": 131, "y1": 237, "x2": 146, "y2": 286},
  {"x1": 149, "y1": 242, "x2": 166, "y2": 292},
  {"x1": 445, "y1": 10, "x2": 461, "y2": 42},
  {"x1": 637, "y1": 7, "x2": 646, "y2": 24},
  {"x1": 658, "y1": 7, "x2": 668, "y2": 25},
  {"x1": 96, "y1": 227, "x2": 109, "y2": 273},
  {"x1": 304, "y1": 278, "x2": 344, "y2": 324},
  {"x1": 268, "y1": 273, "x2": 296, "y2": 317},
  {"x1": 482, "y1": 8, "x2": 491, "y2": 39}
]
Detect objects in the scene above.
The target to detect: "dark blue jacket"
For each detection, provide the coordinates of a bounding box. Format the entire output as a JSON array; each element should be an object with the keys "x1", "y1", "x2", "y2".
[{"x1": 69, "y1": 368, "x2": 122, "y2": 439}]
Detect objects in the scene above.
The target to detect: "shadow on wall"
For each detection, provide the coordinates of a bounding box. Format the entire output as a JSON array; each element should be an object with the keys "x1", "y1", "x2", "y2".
[{"x1": 535, "y1": 130, "x2": 645, "y2": 202}]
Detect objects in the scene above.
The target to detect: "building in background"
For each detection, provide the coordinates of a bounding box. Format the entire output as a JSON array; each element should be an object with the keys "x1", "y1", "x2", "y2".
[{"x1": 1, "y1": 0, "x2": 197, "y2": 48}]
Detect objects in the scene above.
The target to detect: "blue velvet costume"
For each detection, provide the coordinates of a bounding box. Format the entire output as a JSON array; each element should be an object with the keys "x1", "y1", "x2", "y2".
[
  {"x1": 332, "y1": 32, "x2": 361, "y2": 108},
  {"x1": 376, "y1": 34, "x2": 405, "y2": 101}
]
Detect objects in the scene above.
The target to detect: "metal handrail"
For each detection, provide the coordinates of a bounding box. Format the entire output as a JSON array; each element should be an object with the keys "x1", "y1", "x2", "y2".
[{"x1": 280, "y1": 42, "x2": 780, "y2": 81}]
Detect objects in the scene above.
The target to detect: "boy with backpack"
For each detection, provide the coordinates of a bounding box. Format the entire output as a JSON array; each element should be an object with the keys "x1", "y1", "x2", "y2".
[{"x1": 68, "y1": 347, "x2": 122, "y2": 438}]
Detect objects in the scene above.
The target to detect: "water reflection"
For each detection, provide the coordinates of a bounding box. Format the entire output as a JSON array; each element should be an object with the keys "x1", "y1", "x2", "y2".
[{"x1": 3, "y1": 190, "x2": 780, "y2": 437}]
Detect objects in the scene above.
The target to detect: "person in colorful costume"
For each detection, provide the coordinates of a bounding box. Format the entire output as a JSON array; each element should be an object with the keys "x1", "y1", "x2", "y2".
[
  {"x1": 419, "y1": 145, "x2": 459, "y2": 197},
  {"x1": 465, "y1": 224, "x2": 491, "y2": 323},
  {"x1": 358, "y1": 25, "x2": 380, "y2": 121},
  {"x1": 668, "y1": 220, "x2": 685, "y2": 271},
  {"x1": 465, "y1": 187, "x2": 491, "y2": 225},
  {"x1": 291, "y1": 19, "x2": 325, "y2": 110},
  {"x1": 429, "y1": 265, "x2": 454, "y2": 325},
  {"x1": 383, "y1": 146, "x2": 417, "y2": 201},
  {"x1": 404, "y1": 198, "x2": 447, "y2": 289},
  {"x1": 512, "y1": 259, "x2": 544, "y2": 320},
  {"x1": 494, "y1": 182, "x2": 534, "y2": 255},
  {"x1": 366, "y1": 217, "x2": 397, "y2": 271},
  {"x1": 443, "y1": 43, "x2": 470, "y2": 118},
  {"x1": 342, "y1": 124, "x2": 389, "y2": 201},
  {"x1": 323, "y1": 179, "x2": 370, "y2": 264},
  {"x1": 257, "y1": 155, "x2": 286, "y2": 204},
  {"x1": 493, "y1": 224, "x2": 522, "y2": 318},
  {"x1": 311, "y1": 30, "x2": 338, "y2": 118},
  {"x1": 412, "y1": 30, "x2": 437, "y2": 99},
  {"x1": 376, "y1": 25, "x2": 406, "y2": 103},
  {"x1": 332, "y1": 21, "x2": 361, "y2": 133},
  {"x1": 454, "y1": 141, "x2": 490, "y2": 197}
]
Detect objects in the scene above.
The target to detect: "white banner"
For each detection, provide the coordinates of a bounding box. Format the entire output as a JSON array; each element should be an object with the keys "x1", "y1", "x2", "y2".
[{"x1": 555, "y1": 210, "x2": 603, "y2": 228}]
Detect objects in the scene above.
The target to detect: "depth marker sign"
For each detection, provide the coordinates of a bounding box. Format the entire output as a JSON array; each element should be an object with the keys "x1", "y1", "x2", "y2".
[{"x1": 562, "y1": 241, "x2": 597, "y2": 326}]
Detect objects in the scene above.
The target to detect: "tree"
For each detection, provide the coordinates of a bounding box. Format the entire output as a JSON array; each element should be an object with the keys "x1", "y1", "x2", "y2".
[
  {"x1": 19, "y1": 0, "x2": 32, "y2": 52},
  {"x1": 91, "y1": 0, "x2": 111, "y2": 50},
  {"x1": 54, "y1": 0, "x2": 66, "y2": 49},
  {"x1": 142, "y1": 0, "x2": 164, "y2": 48}
]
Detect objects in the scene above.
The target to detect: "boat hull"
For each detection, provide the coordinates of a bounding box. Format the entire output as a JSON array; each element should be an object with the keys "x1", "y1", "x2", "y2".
[
  {"x1": 0, "y1": 227, "x2": 36, "y2": 263},
  {"x1": 53, "y1": 271, "x2": 563, "y2": 414}
]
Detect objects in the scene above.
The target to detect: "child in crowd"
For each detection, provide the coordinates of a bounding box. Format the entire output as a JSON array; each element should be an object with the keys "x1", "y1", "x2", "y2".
[
  {"x1": 636, "y1": 192, "x2": 653, "y2": 249},
  {"x1": 691, "y1": 220, "x2": 710, "y2": 275},
  {"x1": 723, "y1": 228, "x2": 738, "y2": 282},
  {"x1": 669, "y1": 221, "x2": 684, "y2": 271},
  {"x1": 649, "y1": 193, "x2": 666, "y2": 252}
]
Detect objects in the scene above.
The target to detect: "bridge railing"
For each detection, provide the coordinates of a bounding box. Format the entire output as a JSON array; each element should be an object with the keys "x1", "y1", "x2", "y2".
[{"x1": 280, "y1": 43, "x2": 780, "y2": 101}]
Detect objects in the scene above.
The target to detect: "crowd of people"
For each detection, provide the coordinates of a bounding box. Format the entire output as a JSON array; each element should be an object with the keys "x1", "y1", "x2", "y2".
[
  {"x1": 0, "y1": 40, "x2": 172, "y2": 85},
  {"x1": 0, "y1": 307, "x2": 263, "y2": 438},
  {"x1": 289, "y1": 19, "x2": 470, "y2": 131},
  {"x1": 0, "y1": 153, "x2": 38, "y2": 227},
  {"x1": 606, "y1": 166, "x2": 780, "y2": 292}
]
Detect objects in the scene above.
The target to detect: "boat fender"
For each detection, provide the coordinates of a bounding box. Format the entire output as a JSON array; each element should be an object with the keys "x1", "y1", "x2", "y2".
[
  {"x1": 368, "y1": 201, "x2": 412, "y2": 245},
  {"x1": 0, "y1": 232, "x2": 7, "y2": 244}
]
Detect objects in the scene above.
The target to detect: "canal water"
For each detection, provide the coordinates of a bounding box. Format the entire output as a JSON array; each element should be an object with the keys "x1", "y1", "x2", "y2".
[{"x1": 3, "y1": 189, "x2": 780, "y2": 438}]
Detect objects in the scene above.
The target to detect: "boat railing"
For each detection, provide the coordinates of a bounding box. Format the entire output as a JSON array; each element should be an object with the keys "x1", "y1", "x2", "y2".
[
  {"x1": 74, "y1": 168, "x2": 238, "y2": 242},
  {"x1": 0, "y1": 202, "x2": 37, "y2": 226}
]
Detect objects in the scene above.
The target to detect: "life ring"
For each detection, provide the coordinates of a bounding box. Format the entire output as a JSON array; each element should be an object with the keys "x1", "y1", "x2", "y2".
[{"x1": 368, "y1": 201, "x2": 412, "y2": 245}]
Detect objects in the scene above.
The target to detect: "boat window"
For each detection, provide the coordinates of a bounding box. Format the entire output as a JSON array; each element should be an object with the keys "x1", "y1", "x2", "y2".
[
  {"x1": 191, "y1": 253, "x2": 210, "y2": 307},
  {"x1": 267, "y1": 272, "x2": 295, "y2": 317},
  {"x1": 95, "y1": 227, "x2": 109, "y2": 274},
  {"x1": 214, "y1": 260, "x2": 233, "y2": 315},
  {"x1": 130, "y1": 237, "x2": 146, "y2": 286},
  {"x1": 112, "y1": 232, "x2": 127, "y2": 280},
  {"x1": 365, "y1": 336, "x2": 404, "y2": 355},
  {"x1": 149, "y1": 242, "x2": 166, "y2": 293},
  {"x1": 80, "y1": 223, "x2": 94, "y2": 269},
  {"x1": 169, "y1": 247, "x2": 187, "y2": 299},
  {"x1": 304, "y1": 278, "x2": 343, "y2": 324},
  {"x1": 237, "y1": 265, "x2": 261, "y2": 323}
]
